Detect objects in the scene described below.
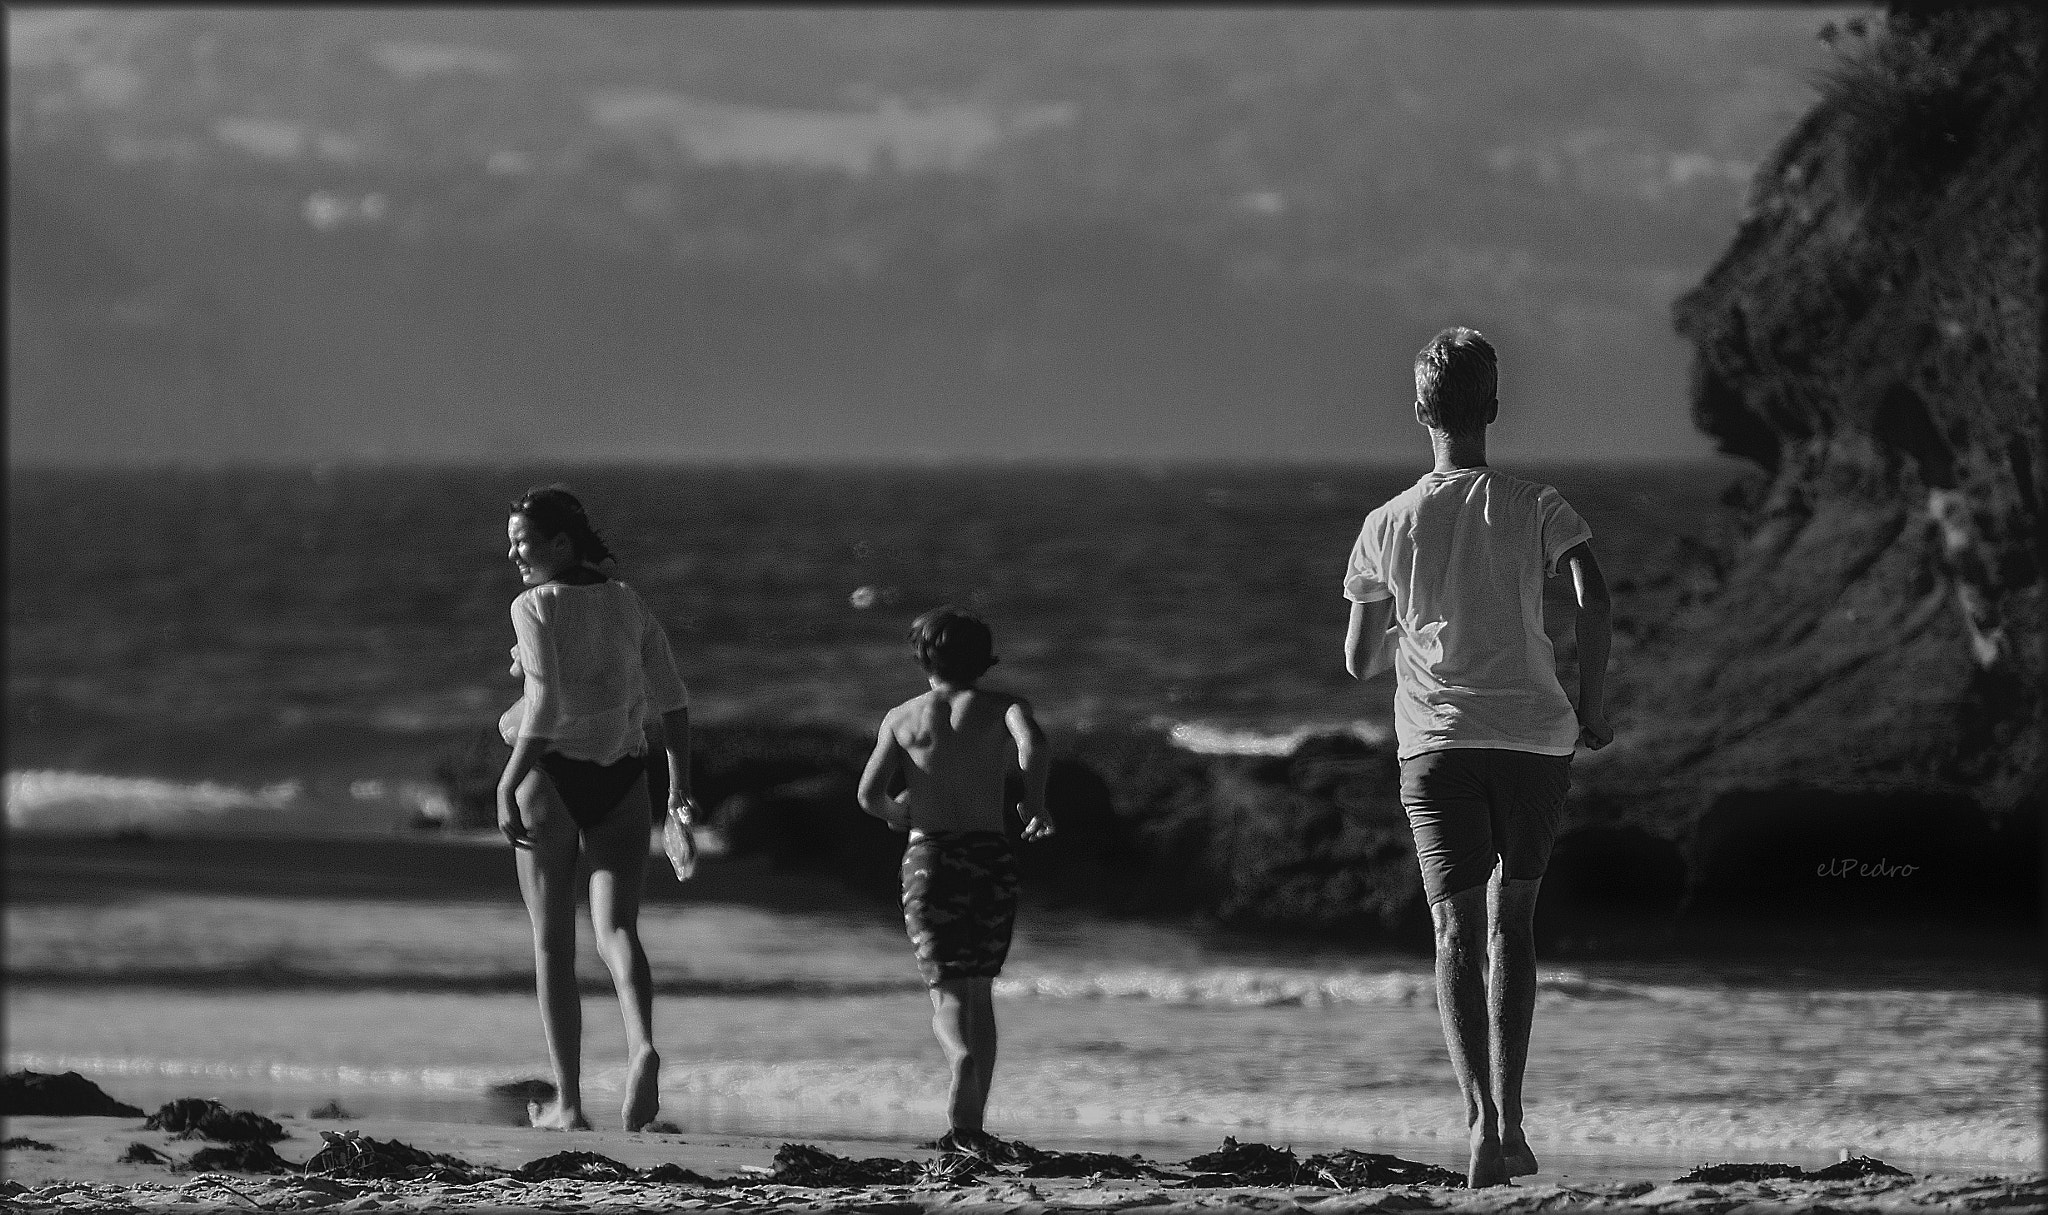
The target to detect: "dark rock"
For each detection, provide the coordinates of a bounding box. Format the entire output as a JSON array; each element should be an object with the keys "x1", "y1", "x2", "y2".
[
  {"x1": 1, "y1": 1137, "x2": 57, "y2": 1151},
  {"x1": 1675, "y1": 1162, "x2": 1807, "y2": 1184},
  {"x1": 119, "y1": 1142, "x2": 176, "y2": 1167},
  {"x1": 144, "y1": 1098, "x2": 287, "y2": 1143},
  {"x1": 1591, "y1": 4, "x2": 2043, "y2": 862},
  {"x1": 1301, "y1": 1150, "x2": 1464, "y2": 1189},
  {"x1": 306, "y1": 1100, "x2": 355, "y2": 1120},
  {"x1": 1806, "y1": 1155, "x2": 1911, "y2": 1180},
  {"x1": 512, "y1": 1150, "x2": 639, "y2": 1182},
  {"x1": 186, "y1": 1141, "x2": 294, "y2": 1174},
  {"x1": 0, "y1": 1070, "x2": 144, "y2": 1117}
]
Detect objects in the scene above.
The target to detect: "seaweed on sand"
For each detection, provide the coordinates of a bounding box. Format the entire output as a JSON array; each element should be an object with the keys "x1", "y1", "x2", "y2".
[
  {"x1": 186, "y1": 1141, "x2": 295, "y2": 1174},
  {"x1": 765, "y1": 1143, "x2": 923, "y2": 1186},
  {"x1": 301, "y1": 1129, "x2": 491, "y2": 1183},
  {"x1": 144, "y1": 1099, "x2": 288, "y2": 1143},
  {"x1": 1301, "y1": 1150, "x2": 1464, "y2": 1189},
  {"x1": 512, "y1": 1151, "x2": 640, "y2": 1182},
  {"x1": 1177, "y1": 1137, "x2": 1302, "y2": 1187},
  {"x1": 918, "y1": 1152, "x2": 993, "y2": 1187},
  {"x1": 643, "y1": 1162, "x2": 724, "y2": 1185},
  {"x1": 1020, "y1": 1150, "x2": 1175, "y2": 1180},
  {"x1": 1, "y1": 1137, "x2": 57, "y2": 1151}
]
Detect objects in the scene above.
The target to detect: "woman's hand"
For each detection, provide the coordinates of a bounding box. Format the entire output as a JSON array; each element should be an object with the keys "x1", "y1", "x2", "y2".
[{"x1": 498, "y1": 783, "x2": 531, "y2": 849}]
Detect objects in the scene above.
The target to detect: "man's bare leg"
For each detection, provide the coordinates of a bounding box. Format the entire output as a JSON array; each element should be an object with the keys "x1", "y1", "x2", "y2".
[
  {"x1": 515, "y1": 771, "x2": 593, "y2": 1131},
  {"x1": 966, "y1": 978, "x2": 998, "y2": 1130},
  {"x1": 1432, "y1": 881, "x2": 1505, "y2": 1187},
  {"x1": 1489, "y1": 871, "x2": 1543, "y2": 1177},
  {"x1": 586, "y1": 778, "x2": 660, "y2": 1132},
  {"x1": 929, "y1": 980, "x2": 986, "y2": 1134}
]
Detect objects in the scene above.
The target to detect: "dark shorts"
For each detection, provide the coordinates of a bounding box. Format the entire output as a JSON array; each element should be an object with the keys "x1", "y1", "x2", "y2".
[
  {"x1": 1400, "y1": 748, "x2": 1571, "y2": 904},
  {"x1": 538, "y1": 750, "x2": 647, "y2": 831},
  {"x1": 900, "y1": 830, "x2": 1019, "y2": 987}
]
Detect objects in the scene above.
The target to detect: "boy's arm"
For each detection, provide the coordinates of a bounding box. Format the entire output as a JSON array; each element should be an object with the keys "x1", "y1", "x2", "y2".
[
  {"x1": 856, "y1": 715, "x2": 912, "y2": 831},
  {"x1": 1006, "y1": 698, "x2": 1054, "y2": 841},
  {"x1": 1344, "y1": 597, "x2": 1396, "y2": 679},
  {"x1": 1561, "y1": 541, "x2": 1614, "y2": 750}
]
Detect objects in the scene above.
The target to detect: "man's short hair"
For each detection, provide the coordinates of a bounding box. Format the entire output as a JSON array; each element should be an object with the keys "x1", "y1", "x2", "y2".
[
  {"x1": 909, "y1": 606, "x2": 999, "y2": 683},
  {"x1": 1414, "y1": 327, "x2": 1497, "y2": 437}
]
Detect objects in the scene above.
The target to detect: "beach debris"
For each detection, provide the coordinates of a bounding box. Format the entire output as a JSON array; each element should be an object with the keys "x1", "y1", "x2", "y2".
[
  {"x1": 766, "y1": 1142, "x2": 923, "y2": 1186},
  {"x1": 144, "y1": 1098, "x2": 289, "y2": 1143},
  {"x1": 119, "y1": 1143, "x2": 176, "y2": 1166},
  {"x1": 186, "y1": 1141, "x2": 296, "y2": 1174},
  {"x1": 1177, "y1": 1137, "x2": 1302, "y2": 1187},
  {"x1": 641, "y1": 1120, "x2": 684, "y2": 1135},
  {"x1": 301, "y1": 1129, "x2": 490, "y2": 1183},
  {"x1": 643, "y1": 1162, "x2": 724, "y2": 1185},
  {"x1": 918, "y1": 1151, "x2": 993, "y2": 1188},
  {"x1": 1, "y1": 1069, "x2": 145, "y2": 1117},
  {"x1": 512, "y1": 1150, "x2": 640, "y2": 1182},
  {"x1": 306, "y1": 1100, "x2": 356, "y2": 1120},
  {"x1": 923, "y1": 1129, "x2": 1049, "y2": 1166},
  {"x1": 1, "y1": 1136, "x2": 58, "y2": 1151},
  {"x1": 1301, "y1": 1150, "x2": 1464, "y2": 1189}
]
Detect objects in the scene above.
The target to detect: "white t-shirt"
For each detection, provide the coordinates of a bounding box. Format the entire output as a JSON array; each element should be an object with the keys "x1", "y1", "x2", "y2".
[
  {"x1": 1343, "y1": 467, "x2": 1591, "y2": 760},
  {"x1": 497, "y1": 579, "x2": 691, "y2": 765}
]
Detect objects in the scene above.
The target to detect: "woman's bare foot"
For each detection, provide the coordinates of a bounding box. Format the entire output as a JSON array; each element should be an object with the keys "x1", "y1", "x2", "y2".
[
  {"x1": 1467, "y1": 1130, "x2": 1510, "y2": 1188},
  {"x1": 527, "y1": 1100, "x2": 592, "y2": 1131},
  {"x1": 1502, "y1": 1134, "x2": 1539, "y2": 1177},
  {"x1": 623, "y1": 1047, "x2": 661, "y2": 1132}
]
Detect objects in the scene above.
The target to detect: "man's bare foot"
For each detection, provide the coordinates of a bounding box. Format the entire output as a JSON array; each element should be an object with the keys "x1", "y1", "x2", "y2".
[
  {"x1": 1502, "y1": 1134, "x2": 1539, "y2": 1178},
  {"x1": 527, "y1": 1100, "x2": 592, "y2": 1131},
  {"x1": 1467, "y1": 1131, "x2": 1510, "y2": 1188},
  {"x1": 623, "y1": 1047, "x2": 661, "y2": 1132}
]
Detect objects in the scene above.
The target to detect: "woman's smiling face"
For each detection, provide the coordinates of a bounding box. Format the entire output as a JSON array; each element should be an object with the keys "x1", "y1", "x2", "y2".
[{"x1": 507, "y1": 512, "x2": 576, "y2": 587}]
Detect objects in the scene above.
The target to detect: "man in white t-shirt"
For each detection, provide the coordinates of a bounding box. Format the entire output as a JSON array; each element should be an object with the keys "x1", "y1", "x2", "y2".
[{"x1": 1342, "y1": 326, "x2": 1613, "y2": 1188}]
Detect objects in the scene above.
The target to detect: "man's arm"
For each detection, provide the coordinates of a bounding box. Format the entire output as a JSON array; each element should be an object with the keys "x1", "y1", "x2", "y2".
[
  {"x1": 1561, "y1": 541, "x2": 1613, "y2": 750},
  {"x1": 1344, "y1": 597, "x2": 1396, "y2": 680},
  {"x1": 1006, "y1": 698, "x2": 1054, "y2": 841},
  {"x1": 856, "y1": 715, "x2": 911, "y2": 830}
]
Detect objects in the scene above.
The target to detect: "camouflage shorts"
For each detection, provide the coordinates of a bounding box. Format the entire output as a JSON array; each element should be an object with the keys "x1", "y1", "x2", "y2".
[{"x1": 900, "y1": 830, "x2": 1019, "y2": 987}]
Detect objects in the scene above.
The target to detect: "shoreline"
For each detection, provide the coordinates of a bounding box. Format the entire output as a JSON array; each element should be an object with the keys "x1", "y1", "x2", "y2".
[{"x1": 1, "y1": 1113, "x2": 2039, "y2": 1213}]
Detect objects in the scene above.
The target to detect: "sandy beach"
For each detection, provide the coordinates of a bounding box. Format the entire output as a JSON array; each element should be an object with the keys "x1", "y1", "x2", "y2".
[{"x1": 2, "y1": 1110, "x2": 2041, "y2": 1214}]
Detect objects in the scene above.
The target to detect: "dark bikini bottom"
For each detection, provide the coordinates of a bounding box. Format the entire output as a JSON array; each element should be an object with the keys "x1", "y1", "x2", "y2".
[{"x1": 537, "y1": 751, "x2": 648, "y2": 830}]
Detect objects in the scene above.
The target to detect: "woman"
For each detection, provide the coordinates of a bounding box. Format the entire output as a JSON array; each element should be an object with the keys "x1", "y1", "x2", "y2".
[{"x1": 498, "y1": 485, "x2": 694, "y2": 1132}]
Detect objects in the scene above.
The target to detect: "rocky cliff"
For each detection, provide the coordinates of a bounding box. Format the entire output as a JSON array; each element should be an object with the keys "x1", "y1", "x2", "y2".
[{"x1": 1576, "y1": 4, "x2": 2041, "y2": 906}]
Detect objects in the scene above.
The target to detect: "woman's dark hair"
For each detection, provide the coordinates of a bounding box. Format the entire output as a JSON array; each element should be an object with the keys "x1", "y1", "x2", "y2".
[
  {"x1": 909, "y1": 606, "x2": 998, "y2": 683},
  {"x1": 509, "y1": 484, "x2": 615, "y2": 565}
]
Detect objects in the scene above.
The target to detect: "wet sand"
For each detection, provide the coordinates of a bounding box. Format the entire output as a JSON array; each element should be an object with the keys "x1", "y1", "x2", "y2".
[{"x1": 1, "y1": 1113, "x2": 2039, "y2": 1213}]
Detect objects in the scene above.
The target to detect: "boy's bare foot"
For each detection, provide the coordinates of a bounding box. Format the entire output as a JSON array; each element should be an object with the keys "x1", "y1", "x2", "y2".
[
  {"x1": 623, "y1": 1047, "x2": 661, "y2": 1132},
  {"x1": 1467, "y1": 1130, "x2": 1510, "y2": 1188},
  {"x1": 1502, "y1": 1134, "x2": 1539, "y2": 1177},
  {"x1": 527, "y1": 1100, "x2": 592, "y2": 1131}
]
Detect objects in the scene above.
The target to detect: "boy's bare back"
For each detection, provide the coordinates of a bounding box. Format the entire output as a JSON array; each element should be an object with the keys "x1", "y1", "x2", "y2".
[{"x1": 881, "y1": 687, "x2": 1035, "y2": 835}]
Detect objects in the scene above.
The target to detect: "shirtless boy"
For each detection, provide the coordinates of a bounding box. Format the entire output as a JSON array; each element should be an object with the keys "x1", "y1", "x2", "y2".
[
  {"x1": 1342, "y1": 327, "x2": 1613, "y2": 1187},
  {"x1": 857, "y1": 607, "x2": 1055, "y2": 1153}
]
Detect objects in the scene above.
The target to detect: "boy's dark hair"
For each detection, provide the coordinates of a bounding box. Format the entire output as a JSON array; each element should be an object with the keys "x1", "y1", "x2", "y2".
[
  {"x1": 1413, "y1": 326, "x2": 1497, "y2": 438},
  {"x1": 909, "y1": 606, "x2": 999, "y2": 683},
  {"x1": 509, "y1": 484, "x2": 616, "y2": 565}
]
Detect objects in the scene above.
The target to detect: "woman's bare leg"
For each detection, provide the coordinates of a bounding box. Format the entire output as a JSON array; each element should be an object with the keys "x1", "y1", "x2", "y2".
[
  {"x1": 515, "y1": 769, "x2": 591, "y2": 1130},
  {"x1": 585, "y1": 777, "x2": 660, "y2": 1131}
]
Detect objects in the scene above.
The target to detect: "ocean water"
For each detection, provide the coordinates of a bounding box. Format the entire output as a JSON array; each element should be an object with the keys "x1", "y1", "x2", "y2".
[
  {"x1": 8, "y1": 462, "x2": 2040, "y2": 1175},
  {"x1": 7, "y1": 461, "x2": 1737, "y2": 824}
]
